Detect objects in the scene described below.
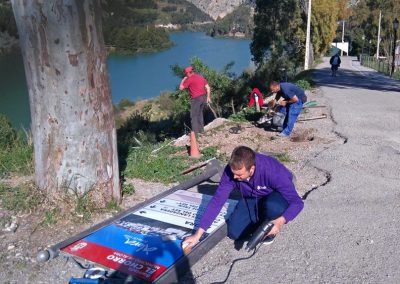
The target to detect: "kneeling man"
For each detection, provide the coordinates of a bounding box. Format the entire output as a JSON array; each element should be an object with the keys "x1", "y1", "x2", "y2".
[{"x1": 183, "y1": 146, "x2": 304, "y2": 248}]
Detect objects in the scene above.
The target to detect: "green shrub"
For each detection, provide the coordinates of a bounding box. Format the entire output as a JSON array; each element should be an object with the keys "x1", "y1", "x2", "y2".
[
  {"x1": 40, "y1": 208, "x2": 61, "y2": 227},
  {"x1": 295, "y1": 79, "x2": 311, "y2": 90},
  {"x1": 0, "y1": 115, "x2": 33, "y2": 177},
  {"x1": 0, "y1": 141, "x2": 33, "y2": 177},
  {"x1": 117, "y1": 98, "x2": 135, "y2": 110},
  {"x1": 0, "y1": 114, "x2": 17, "y2": 148},
  {"x1": 123, "y1": 141, "x2": 217, "y2": 184},
  {"x1": 228, "y1": 107, "x2": 264, "y2": 122},
  {"x1": 122, "y1": 183, "x2": 135, "y2": 196},
  {"x1": 0, "y1": 182, "x2": 44, "y2": 213}
]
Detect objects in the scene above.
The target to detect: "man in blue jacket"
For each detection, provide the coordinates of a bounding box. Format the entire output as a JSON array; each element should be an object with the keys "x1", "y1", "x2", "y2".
[
  {"x1": 269, "y1": 81, "x2": 306, "y2": 138},
  {"x1": 183, "y1": 146, "x2": 304, "y2": 249}
]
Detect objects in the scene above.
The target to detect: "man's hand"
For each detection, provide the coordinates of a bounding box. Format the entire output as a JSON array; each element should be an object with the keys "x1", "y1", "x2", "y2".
[
  {"x1": 279, "y1": 100, "x2": 287, "y2": 106},
  {"x1": 267, "y1": 216, "x2": 286, "y2": 236},
  {"x1": 205, "y1": 84, "x2": 211, "y2": 103},
  {"x1": 179, "y1": 77, "x2": 188, "y2": 91},
  {"x1": 182, "y1": 228, "x2": 204, "y2": 249}
]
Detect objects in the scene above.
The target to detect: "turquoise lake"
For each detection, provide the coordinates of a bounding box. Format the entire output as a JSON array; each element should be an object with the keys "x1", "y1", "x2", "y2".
[{"x1": 0, "y1": 32, "x2": 252, "y2": 128}]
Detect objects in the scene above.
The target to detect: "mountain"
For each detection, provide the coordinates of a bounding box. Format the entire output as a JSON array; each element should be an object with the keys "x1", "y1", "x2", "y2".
[{"x1": 185, "y1": 0, "x2": 253, "y2": 20}]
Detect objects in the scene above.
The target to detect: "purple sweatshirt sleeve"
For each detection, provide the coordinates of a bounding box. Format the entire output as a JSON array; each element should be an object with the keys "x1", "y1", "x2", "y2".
[
  {"x1": 198, "y1": 166, "x2": 235, "y2": 231},
  {"x1": 269, "y1": 163, "x2": 304, "y2": 222}
]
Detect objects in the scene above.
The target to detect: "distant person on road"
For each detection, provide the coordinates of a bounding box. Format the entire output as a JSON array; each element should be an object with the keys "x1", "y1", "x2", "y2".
[
  {"x1": 179, "y1": 66, "x2": 211, "y2": 157},
  {"x1": 268, "y1": 81, "x2": 306, "y2": 138},
  {"x1": 182, "y1": 146, "x2": 304, "y2": 249},
  {"x1": 330, "y1": 53, "x2": 341, "y2": 77}
]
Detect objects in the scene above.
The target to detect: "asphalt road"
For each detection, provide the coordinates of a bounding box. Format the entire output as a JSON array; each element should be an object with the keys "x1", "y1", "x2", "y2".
[{"x1": 188, "y1": 57, "x2": 400, "y2": 284}]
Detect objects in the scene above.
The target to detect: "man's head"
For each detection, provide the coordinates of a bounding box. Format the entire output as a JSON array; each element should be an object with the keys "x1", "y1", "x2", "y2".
[
  {"x1": 269, "y1": 81, "x2": 280, "y2": 93},
  {"x1": 229, "y1": 146, "x2": 256, "y2": 181},
  {"x1": 184, "y1": 66, "x2": 194, "y2": 77}
]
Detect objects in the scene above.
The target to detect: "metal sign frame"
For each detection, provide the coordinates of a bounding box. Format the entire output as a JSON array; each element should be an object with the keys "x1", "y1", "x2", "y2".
[{"x1": 38, "y1": 160, "x2": 235, "y2": 283}]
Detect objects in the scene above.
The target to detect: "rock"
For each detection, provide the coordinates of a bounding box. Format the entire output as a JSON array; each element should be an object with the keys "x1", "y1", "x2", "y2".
[{"x1": 186, "y1": 0, "x2": 249, "y2": 20}]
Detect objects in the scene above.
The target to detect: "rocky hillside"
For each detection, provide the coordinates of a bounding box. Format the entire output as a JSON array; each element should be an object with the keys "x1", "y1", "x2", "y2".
[{"x1": 186, "y1": 0, "x2": 253, "y2": 20}]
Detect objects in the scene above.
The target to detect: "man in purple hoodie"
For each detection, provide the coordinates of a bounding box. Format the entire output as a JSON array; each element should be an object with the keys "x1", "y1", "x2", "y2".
[{"x1": 183, "y1": 146, "x2": 304, "y2": 249}]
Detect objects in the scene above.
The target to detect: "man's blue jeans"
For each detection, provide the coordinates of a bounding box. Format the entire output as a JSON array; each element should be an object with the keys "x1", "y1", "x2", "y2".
[
  {"x1": 281, "y1": 100, "x2": 303, "y2": 136},
  {"x1": 227, "y1": 191, "x2": 289, "y2": 240}
]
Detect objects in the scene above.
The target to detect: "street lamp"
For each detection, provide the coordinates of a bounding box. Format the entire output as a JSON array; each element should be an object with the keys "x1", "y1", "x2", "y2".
[
  {"x1": 368, "y1": 40, "x2": 372, "y2": 56},
  {"x1": 341, "y1": 20, "x2": 345, "y2": 56},
  {"x1": 391, "y1": 18, "x2": 399, "y2": 77}
]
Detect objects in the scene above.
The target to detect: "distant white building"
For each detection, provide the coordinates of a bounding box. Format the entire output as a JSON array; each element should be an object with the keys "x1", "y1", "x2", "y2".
[
  {"x1": 155, "y1": 24, "x2": 180, "y2": 30},
  {"x1": 331, "y1": 41, "x2": 349, "y2": 55}
]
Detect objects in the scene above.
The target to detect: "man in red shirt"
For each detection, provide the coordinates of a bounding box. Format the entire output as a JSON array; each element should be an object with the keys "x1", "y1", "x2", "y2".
[{"x1": 179, "y1": 66, "x2": 211, "y2": 134}]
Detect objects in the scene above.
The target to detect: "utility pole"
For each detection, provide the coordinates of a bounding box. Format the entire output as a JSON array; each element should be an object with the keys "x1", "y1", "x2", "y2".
[
  {"x1": 391, "y1": 18, "x2": 399, "y2": 77},
  {"x1": 341, "y1": 21, "x2": 345, "y2": 56},
  {"x1": 304, "y1": 0, "x2": 312, "y2": 70},
  {"x1": 376, "y1": 10, "x2": 382, "y2": 59}
]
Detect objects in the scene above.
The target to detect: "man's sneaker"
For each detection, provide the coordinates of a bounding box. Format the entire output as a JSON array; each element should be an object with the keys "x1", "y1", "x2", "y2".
[
  {"x1": 262, "y1": 235, "x2": 275, "y2": 245},
  {"x1": 272, "y1": 132, "x2": 289, "y2": 140},
  {"x1": 277, "y1": 132, "x2": 289, "y2": 137}
]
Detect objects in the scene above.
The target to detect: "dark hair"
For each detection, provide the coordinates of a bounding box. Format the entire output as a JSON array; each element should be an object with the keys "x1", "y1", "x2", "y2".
[
  {"x1": 269, "y1": 81, "x2": 279, "y2": 88},
  {"x1": 229, "y1": 146, "x2": 255, "y2": 171}
]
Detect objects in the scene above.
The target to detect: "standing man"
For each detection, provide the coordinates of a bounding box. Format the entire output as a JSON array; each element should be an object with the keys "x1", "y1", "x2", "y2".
[
  {"x1": 183, "y1": 146, "x2": 304, "y2": 249},
  {"x1": 179, "y1": 66, "x2": 211, "y2": 157},
  {"x1": 329, "y1": 52, "x2": 341, "y2": 77},
  {"x1": 269, "y1": 81, "x2": 306, "y2": 138}
]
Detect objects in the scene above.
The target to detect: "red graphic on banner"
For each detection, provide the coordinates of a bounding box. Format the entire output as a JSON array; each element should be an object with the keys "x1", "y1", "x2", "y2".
[{"x1": 62, "y1": 240, "x2": 166, "y2": 282}]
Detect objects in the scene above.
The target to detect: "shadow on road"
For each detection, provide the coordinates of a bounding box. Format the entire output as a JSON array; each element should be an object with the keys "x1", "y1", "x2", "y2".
[{"x1": 313, "y1": 67, "x2": 400, "y2": 93}]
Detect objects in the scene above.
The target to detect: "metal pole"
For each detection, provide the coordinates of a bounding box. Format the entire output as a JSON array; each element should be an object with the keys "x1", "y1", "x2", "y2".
[
  {"x1": 341, "y1": 21, "x2": 345, "y2": 56},
  {"x1": 376, "y1": 10, "x2": 382, "y2": 59},
  {"x1": 304, "y1": 0, "x2": 312, "y2": 70},
  {"x1": 368, "y1": 40, "x2": 371, "y2": 57},
  {"x1": 391, "y1": 18, "x2": 399, "y2": 77},
  {"x1": 361, "y1": 35, "x2": 365, "y2": 65}
]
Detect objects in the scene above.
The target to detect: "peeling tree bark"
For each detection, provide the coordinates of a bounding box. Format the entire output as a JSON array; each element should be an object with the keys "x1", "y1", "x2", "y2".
[{"x1": 11, "y1": 0, "x2": 120, "y2": 204}]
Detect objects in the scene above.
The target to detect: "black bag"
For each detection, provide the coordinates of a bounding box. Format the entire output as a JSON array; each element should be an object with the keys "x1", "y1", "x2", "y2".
[{"x1": 272, "y1": 112, "x2": 285, "y2": 128}]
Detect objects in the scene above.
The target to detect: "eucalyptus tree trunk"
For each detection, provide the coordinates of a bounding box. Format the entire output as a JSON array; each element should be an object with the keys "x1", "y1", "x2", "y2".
[{"x1": 11, "y1": 0, "x2": 120, "y2": 204}]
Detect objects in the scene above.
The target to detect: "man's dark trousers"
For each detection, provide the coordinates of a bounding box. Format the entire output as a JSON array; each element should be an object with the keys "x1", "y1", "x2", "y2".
[
  {"x1": 227, "y1": 191, "x2": 289, "y2": 240},
  {"x1": 190, "y1": 95, "x2": 206, "y2": 133}
]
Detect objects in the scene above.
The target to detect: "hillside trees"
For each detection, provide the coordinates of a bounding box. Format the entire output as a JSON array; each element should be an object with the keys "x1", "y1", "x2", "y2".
[
  {"x1": 347, "y1": 0, "x2": 400, "y2": 57},
  {"x1": 251, "y1": 0, "x2": 304, "y2": 69},
  {"x1": 11, "y1": 0, "x2": 120, "y2": 203},
  {"x1": 311, "y1": 0, "x2": 340, "y2": 56},
  {"x1": 251, "y1": 0, "x2": 354, "y2": 74},
  {"x1": 210, "y1": 5, "x2": 254, "y2": 38}
]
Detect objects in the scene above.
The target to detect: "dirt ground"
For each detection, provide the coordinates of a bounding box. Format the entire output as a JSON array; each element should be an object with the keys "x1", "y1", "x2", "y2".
[{"x1": 0, "y1": 87, "x2": 343, "y2": 283}]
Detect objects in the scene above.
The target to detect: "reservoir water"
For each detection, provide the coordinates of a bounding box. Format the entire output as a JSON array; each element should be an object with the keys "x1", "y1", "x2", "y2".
[{"x1": 0, "y1": 32, "x2": 252, "y2": 128}]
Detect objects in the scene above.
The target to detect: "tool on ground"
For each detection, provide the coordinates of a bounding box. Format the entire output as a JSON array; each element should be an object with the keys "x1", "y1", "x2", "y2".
[
  {"x1": 207, "y1": 102, "x2": 218, "y2": 119},
  {"x1": 297, "y1": 114, "x2": 327, "y2": 122},
  {"x1": 229, "y1": 124, "x2": 243, "y2": 134},
  {"x1": 180, "y1": 158, "x2": 216, "y2": 175},
  {"x1": 303, "y1": 100, "x2": 317, "y2": 107},
  {"x1": 245, "y1": 221, "x2": 274, "y2": 252}
]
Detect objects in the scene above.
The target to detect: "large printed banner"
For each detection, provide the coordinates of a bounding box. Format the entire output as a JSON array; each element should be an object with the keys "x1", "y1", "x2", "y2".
[{"x1": 61, "y1": 190, "x2": 237, "y2": 282}]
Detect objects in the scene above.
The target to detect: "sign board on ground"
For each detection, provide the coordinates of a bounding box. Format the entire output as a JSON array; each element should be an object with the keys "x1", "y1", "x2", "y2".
[{"x1": 61, "y1": 190, "x2": 237, "y2": 282}]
